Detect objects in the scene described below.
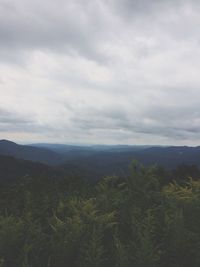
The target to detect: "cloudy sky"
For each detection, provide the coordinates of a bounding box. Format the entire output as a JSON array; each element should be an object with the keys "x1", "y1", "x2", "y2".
[{"x1": 0, "y1": 0, "x2": 200, "y2": 145}]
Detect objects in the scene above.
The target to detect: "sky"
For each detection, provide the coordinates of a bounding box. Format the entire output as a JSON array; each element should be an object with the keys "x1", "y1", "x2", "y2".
[{"x1": 1, "y1": 0, "x2": 200, "y2": 145}]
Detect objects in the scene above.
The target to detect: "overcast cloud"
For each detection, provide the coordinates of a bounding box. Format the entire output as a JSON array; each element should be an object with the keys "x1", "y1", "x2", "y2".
[{"x1": 0, "y1": 0, "x2": 200, "y2": 145}]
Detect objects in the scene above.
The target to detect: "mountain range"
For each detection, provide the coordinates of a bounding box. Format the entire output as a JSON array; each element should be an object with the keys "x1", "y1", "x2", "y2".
[{"x1": 1, "y1": 139, "x2": 200, "y2": 182}]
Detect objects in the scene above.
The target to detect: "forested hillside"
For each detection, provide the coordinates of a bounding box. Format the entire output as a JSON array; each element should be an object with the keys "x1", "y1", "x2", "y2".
[
  {"x1": 0, "y1": 140, "x2": 63, "y2": 165},
  {"x1": 0, "y1": 155, "x2": 85, "y2": 184},
  {"x1": 1, "y1": 162, "x2": 200, "y2": 267},
  {"x1": 2, "y1": 140, "x2": 200, "y2": 182}
]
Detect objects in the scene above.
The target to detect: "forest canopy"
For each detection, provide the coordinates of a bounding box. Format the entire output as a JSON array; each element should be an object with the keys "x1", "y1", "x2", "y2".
[{"x1": 0, "y1": 162, "x2": 200, "y2": 267}]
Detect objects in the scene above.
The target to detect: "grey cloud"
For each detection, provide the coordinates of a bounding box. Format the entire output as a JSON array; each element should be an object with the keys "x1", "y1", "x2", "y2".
[
  {"x1": 0, "y1": 0, "x2": 200, "y2": 56},
  {"x1": 110, "y1": 0, "x2": 161, "y2": 17},
  {"x1": 0, "y1": 108, "x2": 50, "y2": 133},
  {"x1": 111, "y1": 0, "x2": 199, "y2": 17},
  {"x1": 0, "y1": 108, "x2": 31, "y2": 124},
  {"x1": 0, "y1": 0, "x2": 110, "y2": 63},
  {"x1": 66, "y1": 102, "x2": 200, "y2": 143},
  {"x1": 0, "y1": 0, "x2": 200, "y2": 66}
]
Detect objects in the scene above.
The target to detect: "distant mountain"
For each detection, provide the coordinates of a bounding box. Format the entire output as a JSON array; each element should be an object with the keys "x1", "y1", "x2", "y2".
[
  {"x1": 134, "y1": 146, "x2": 200, "y2": 168},
  {"x1": 28, "y1": 142, "x2": 200, "y2": 178},
  {"x1": 31, "y1": 143, "x2": 152, "y2": 153},
  {"x1": 2, "y1": 140, "x2": 200, "y2": 182},
  {"x1": 60, "y1": 146, "x2": 200, "y2": 180},
  {"x1": 30, "y1": 143, "x2": 98, "y2": 159},
  {"x1": 0, "y1": 140, "x2": 64, "y2": 165},
  {"x1": 30, "y1": 143, "x2": 151, "y2": 161}
]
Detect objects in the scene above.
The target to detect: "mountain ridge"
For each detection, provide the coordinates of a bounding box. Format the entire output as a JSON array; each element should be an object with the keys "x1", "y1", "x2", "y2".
[{"x1": 0, "y1": 139, "x2": 64, "y2": 165}]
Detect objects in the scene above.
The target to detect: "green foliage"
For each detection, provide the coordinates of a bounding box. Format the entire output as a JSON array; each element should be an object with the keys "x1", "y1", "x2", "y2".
[{"x1": 1, "y1": 162, "x2": 200, "y2": 266}]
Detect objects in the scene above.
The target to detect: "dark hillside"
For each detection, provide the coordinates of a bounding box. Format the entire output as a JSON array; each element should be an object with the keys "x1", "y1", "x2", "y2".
[
  {"x1": 61, "y1": 146, "x2": 200, "y2": 180},
  {"x1": 0, "y1": 155, "x2": 63, "y2": 183},
  {"x1": 0, "y1": 140, "x2": 64, "y2": 165}
]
